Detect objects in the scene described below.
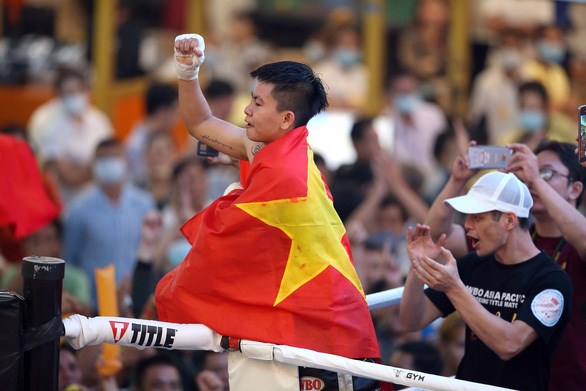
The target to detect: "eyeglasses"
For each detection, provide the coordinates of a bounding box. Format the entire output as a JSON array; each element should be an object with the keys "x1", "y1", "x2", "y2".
[{"x1": 539, "y1": 168, "x2": 572, "y2": 182}]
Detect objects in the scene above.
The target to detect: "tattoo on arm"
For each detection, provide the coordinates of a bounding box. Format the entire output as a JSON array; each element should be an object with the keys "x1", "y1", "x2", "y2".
[
  {"x1": 251, "y1": 143, "x2": 264, "y2": 156},
  {"x1": 201, "y1": 134, "x2": 236, "y2": 151}
]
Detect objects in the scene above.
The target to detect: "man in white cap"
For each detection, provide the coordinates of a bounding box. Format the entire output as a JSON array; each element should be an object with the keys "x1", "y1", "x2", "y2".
[{"x1": 399, "y1": 171, "x2": 572, "y2": 391}]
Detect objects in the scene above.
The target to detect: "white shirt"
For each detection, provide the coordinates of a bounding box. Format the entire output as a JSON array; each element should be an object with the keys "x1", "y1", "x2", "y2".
[{"x1": 28, "y1": 99, "x2": 113, "y2": 165}]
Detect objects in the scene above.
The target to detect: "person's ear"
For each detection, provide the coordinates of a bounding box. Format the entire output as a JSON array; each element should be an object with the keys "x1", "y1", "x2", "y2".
[
  {"x1": 503, "y1": 212, "x2": 517, "y2": 230},
  {"x1": 568, "y1": 180, "x2": 583, "y2": 205},
  {"x1": 280, "y1": 111, "x2": 295, "y2": 130}
]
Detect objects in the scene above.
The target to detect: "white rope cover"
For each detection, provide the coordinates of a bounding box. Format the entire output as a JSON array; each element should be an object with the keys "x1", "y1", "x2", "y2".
[
  {"x1": 62, "y1": 315, "x2": 516, "y2": 391},
  {"x1": 366, "y1": 287, "x2": 403, "y2": 309}
]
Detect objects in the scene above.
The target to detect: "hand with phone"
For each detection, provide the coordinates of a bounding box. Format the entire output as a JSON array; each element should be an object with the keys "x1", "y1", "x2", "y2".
[
  {"x1": 505, "y1": 143, "x2": 541, "y2": 187},
  {"x1": 197, "y1": 141, "x2": 219, "y2": 157},
  {"x1": 467, "y1": 145, "x2": 513, "y2": 170},
  {"x1": 578, "y1": 105, "x2": 586, "y2": 164}
]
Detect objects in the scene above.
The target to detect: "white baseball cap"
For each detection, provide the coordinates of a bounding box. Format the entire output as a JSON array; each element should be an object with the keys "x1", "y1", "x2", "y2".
[{"x1": 444, "y1": 172, "x2": 532, "y2": 218}]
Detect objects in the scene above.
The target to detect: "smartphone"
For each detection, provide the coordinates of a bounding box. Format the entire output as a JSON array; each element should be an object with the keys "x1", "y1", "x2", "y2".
[
  {"x1": 579, "y1": 105, "x2": 586, "y2": 163},
  {"x1": 467, "y1": 146, "x2": 512, "y2": 169},
  {"x1": 197, "y1": 141, "x2": 219, "y2": 157}
]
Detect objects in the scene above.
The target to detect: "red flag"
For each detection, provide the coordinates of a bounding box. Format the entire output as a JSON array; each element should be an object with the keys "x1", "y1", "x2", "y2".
[
  {"x1": 156, "y1": 127, "x2": 380, "y2": 359},
  {"x1": 0, "y1": 135, "x2": 61, "y2": 239}
]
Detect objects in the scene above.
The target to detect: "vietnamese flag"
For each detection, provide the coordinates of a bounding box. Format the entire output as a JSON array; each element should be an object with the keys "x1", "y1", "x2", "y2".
[
  {"x1": 0, "y1": 134, "x2": 61, "y2": 239},
  {"x1": 155, "y1": 126, "x2": 380, "y2": 359}
]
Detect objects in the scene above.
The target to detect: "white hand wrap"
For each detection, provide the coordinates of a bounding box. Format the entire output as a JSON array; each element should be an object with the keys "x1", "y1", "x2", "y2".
[{"x1": 174, "y1": 33, "x2": 206, "y2": 80}]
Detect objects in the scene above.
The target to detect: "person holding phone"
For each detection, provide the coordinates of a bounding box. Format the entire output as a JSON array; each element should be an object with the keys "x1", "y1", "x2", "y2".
[{"x1": 424, "y1": 140, "x2": 586, "y2": 390}]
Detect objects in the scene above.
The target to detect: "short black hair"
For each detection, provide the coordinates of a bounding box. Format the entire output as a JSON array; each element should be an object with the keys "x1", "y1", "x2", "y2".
[
  {"x1": 394, "y1": 341, "x2": 443, "y2": 375},
  {"x1": 519, "y1": 81, "x2": 549, "y2": 106},
  {"x1": 172, "y1": 156, "x2": 206, "y2": 182},
  {"x1": 350, "y1": 117, "x2": 374, "y2": 143},
  {"x1": 54, "y1": 66, "x2": 87, "y2": 92},
  {"x1": 204, "y1": 79, "x2": 236, "y2": 100},
  {"x1": 145, "y1": 83, "x2": 177, "y2": 115},
  {"x1": 535, "y1": 139, "x2": 586, "y2": 205},
  {"x1": 134, "y1": 354, "x2": 180, "y2": 389},
  {"x1": 250, "y1": 61, "x2": 328, "y2": 127},
  {"x1": 96, "y1": 137, "x2": 121, "y2": 152}
]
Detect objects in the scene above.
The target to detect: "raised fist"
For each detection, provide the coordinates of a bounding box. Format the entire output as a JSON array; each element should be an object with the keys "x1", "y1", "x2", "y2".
[{"x1": 174, "y1": 33, "x2": 206, "y2": 80}]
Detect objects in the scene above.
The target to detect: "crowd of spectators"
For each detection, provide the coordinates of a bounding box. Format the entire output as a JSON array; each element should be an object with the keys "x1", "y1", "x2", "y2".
[{"x1": 1, "y1": 1, "x2": 586, "y2": 390}]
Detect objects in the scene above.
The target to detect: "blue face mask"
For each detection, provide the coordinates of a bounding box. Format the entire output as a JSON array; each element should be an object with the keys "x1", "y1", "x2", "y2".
[
  {"x1": 93, "y1": 157, "x2": 127, "y2": 185},
  {"x1": 537, "y1": 41, "x2": 566, "y2": 64},
  {"x1": 166, "y1": 239, "x2": 191, "y2": 267},
  {"x1": 520, "y1": 110, "x2": 546, "y2": 132},
  {"x1": 394, "y1": 93, "x2": 419, "y2": 114},
  {"x1": 332, "y1": 49, "x2": 361, "y2": 68}
]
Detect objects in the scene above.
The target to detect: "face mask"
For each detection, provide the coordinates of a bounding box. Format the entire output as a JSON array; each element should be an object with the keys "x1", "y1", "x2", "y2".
[
  {"x1": 332, "y1": 49, "x2": 360, "y2": 68},
  {"x1": 394, "y1": 93, "x2": 419, "y2": 114},
  {"x1": 93, "y1": 157, "x2": 127, "y2": 185},
  {"x1": 499, "y1": 49, "x2": 522, "y2": 71},
  {"x1": 537, "y1": 41, "x2": 566, "y2": 64},
  {"x1": 166, "y1": 239, "x2": 191, "y2": 267},
  {"x1": 519, "y1": 110, "x2": 546, "y2": 132},
  {"x1": 62, "y1": 93, "x2": 89, "y2": 116}
]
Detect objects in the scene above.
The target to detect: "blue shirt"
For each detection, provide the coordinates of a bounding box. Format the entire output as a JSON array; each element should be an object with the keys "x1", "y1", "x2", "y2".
[{"x1": 62, "y1": 183, "x2": 155, "y2": 306}]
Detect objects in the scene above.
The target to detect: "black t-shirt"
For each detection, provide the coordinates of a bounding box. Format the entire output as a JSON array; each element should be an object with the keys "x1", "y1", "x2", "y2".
[{"x1": 425, "y1": 251, "x2": 572, "y2": 391}]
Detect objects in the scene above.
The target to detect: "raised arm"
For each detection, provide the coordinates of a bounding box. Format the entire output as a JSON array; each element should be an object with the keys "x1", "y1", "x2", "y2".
[
  {"x1": 174, "y1": 34, "x2": 254, "y2": 161},
  {"x1": 508, "y1": 143, "x2": 586, "y2": 260},
  {"x1": 424, "y1": 148, "x2": 478, "y2": 259},
  {"x1": 399, "y1": 225, "x2": 444, "y2": 331}
]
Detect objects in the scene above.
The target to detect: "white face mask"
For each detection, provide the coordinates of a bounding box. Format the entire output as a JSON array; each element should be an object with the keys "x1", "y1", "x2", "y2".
[
  {"x1": 93, "y1": 157, "x2": 127, "y2": 185},
  {"x1": 62, "y1": 93, "x2": 89, "y2": 116}
]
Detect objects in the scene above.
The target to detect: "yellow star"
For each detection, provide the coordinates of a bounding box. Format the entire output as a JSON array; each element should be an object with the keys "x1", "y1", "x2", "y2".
[{"x1": 236, "y1": 149, "x2": 365, "y2": 306}]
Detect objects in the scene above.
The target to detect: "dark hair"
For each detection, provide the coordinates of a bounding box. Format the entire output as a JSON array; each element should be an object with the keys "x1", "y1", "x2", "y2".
[
  {"x1": 204, "y1": 79, "x2": 236, "y2": 99},
  {"x1": 491, "y1": 210, "x2": 530, "y2": 230},
  {"x1": 380, "y1": 195, "x2": 409, "y2": 223},
  {"x1": 394, "y1": 341, "x2": 443, "y2": 375},
  {"x1": 134, "y1": 354, "x2": 179, "y2": 389},
  {"x1": 250, "y1": 61, "x2": 328, "y2": 127},
  {"x1": 172, "y1": 156, "x2": 206, "y2": 182},
  {"x1": 145, "y1": 83, "x2": 177, "y2": 115},
  {"x1": 95, "y1": 137, "x2": 121, "y2": 152},
  {"x1": 54, "y1": 67, "x2": 87, "y2": 92},
  {"x1": 350, "y1": 117, "x2": 374, "y2": 143},
  {"x1": 519, "y1": 81, "x2": 549, "y2": 106},
  {"x1": 535, "y1": 139, "x2": 586, "y2": 205}
]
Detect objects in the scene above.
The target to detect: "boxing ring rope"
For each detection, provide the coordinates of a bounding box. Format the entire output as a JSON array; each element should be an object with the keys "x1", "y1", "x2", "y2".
[{"x1": 61, "y1": 287, "x2": 516, "y2": 391}]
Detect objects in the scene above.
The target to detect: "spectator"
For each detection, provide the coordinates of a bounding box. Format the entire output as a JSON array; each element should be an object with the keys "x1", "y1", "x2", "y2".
[
  {"x1": 406, "y1": 171, "x2": 572, "y2": 389},
  {"x1": 468, "y1": 29, "x2": 525, "y2": 145},
  {"x1": 437, "y1": 313, "x2": 466, "y2": 377},
  {"x1": 389, "y1": 341, "x2": 443, "y2": 390},
  {"x1": 125, "y1": 83, "x2": 179, "y2": 186},
  {"x1": 500, "y1": 81, "x2": 575, "y2": 150},
  {"x1": 521, "y1": 24, "x2": 571, "y2": 111},
  {"x1": 195, "y1": 352, "x2": 229, "y2": 391},
  {"x1": 62, "y1": 138, "x2": 156, "y2": 308},
  {"x1": 133, "y1": 354, "x2": 183, "y2": 391},
  {"x1": 205, "y1": 10, "x2": 272, "y2": 94},
  {"x1": 28, "y1": 67, "x2": 114, "y2": 204},
  {"x1": 141, "y1": 131, "x2": 178, "y2": 211},
  {"x1": 396, "y1": 0, "x2": 451, "y2": 111},
  {"x1": 378, "y1": 72, "x2": 446, "y2": 179},
  {"x1": 314, "y1": 23, "x2": 368, "y2": 110}
]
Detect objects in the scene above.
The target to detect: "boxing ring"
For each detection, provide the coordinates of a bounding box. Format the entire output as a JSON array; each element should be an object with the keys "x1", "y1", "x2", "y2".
[{"x1": 8, "y1": 257, "x2": 516, "y2": 391}]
